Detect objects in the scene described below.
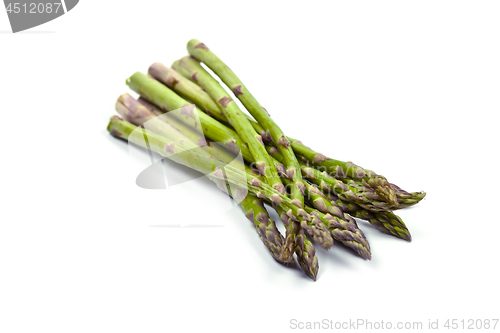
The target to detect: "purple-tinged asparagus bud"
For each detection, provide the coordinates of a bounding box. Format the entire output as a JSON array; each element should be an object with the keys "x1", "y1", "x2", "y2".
[
  {"x1": 298, "y1": 239, "x2": 318, "y2": 281},
  {"x1": 328, "y1": 206, "x2": 344, "y2": 219},
  {"x1": 218, "y1": 96, "x2": 232, "y2": 108},
  {"x1": 277, "y1": 136, "x2": 290, "y2": 148},
  {"x1": 255, "y1": 135, "x2": 264, "y2": 146},
  {"x1": 296, "y1": 182, "x2": 306, "y2": 196},
  {"x1": 271, "y1": 194, "x2": 283, "y2": 203},
  {"x1": 273, "y1": 183, "x2": 286, "y2": 195},
  {"x1": 314, "y1": 153, "x2": 328, "y2": 163},
  {"x1": 312, "y1": 199, "x2": 328, "y2": 213},
  {"x1": 255, "y1": 161, "x2": 267, "y2": 176},
  {"x1": 275, "y1": 163, "x2": 287, "y2": 178},
  {"x1": 148, "y1": 62, "x2": 180, "y2": 88},
  {"x1": 318, "y1": 180, "x2": 332, "y2": 193},
  {"x1": 232, "y1": 85, "x2": 243, "y2": 96},
  {"x1": 255, "y1": 212, "x2": 269, "y2": 224},
  {"x1": 265, "y1": 130, "x2": 272, "y2": 143},
  {"x1": 333, "y1": 181, "x2": 349, "y2": 192},
  {"x1": 116, "y1": 93, "x2": 154, "y2": 125},
  {"x1": 213, "y1": 168, "x2": 225, "y2": 179},
  {"x1": 297, "y1": 209, "x2": 308, "y2": 218},
  {"x1": 301, "y1": 167, "x2": 315, "y2": 179},
  {"x1": 250, "y1": 177, "x2": 262, "y2": 187},
  {"x1": 269, "y1": 146, "x2": 280, "y2": 155},
  {"x1": 335, "y1": 165, "x2": 346, "y2": 178},
  {"x1": 164, "y1": 142, "x2": 176, "y2": 154}
]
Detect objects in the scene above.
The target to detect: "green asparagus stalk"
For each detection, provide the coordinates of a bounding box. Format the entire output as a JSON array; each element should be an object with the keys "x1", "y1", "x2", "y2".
[
  {"x1": 118, "y1": 97, "x2": 295, "y2": 260},
  {"x1": 134, "y1": 91, "x2": 329, "y2": 257},
  {"x1": 275, "y1": 204, "x2": 319, "y2": 280},
  {"x1": 305, "y1": 206, "x2": 371, "y2": 260},
  {"x1": 116, "y1": 93, "x2": 200, "y2": 151},
  {"x1": 148, "y1": 62, "x2": 229, "y2": 124},
  {"x1": 281, "y1": 178, "x2": 371, "y2": 259},
  {"x1": 137, "y1": 95, "x2": 208, "y2": 147},
  {"x1": 390, "y1": 183, "x2": 426, "y2": 209},
  {"x1": 187, "y1": 39, "x2": 306, "y2": 209},
  {"x1": 226, "y1": 183, "x2": 294, "y2": 264},
  {"x1": 173, "y1": 56, "x2": 286, "y2": 196},
  {"x1": 130, "y1": 74, "x2": 399, "y2": 216},
  {"x1": 135, "y1": 92, "x2": 289, "y2": 179},
  {"x1": 267, "y1": 145, "x2": 395, "y2": 213},
  {"x1": 290, "y1": 139, "x2": 398, "y2": 206},
  {"x1": 107, "y1": 116, "x2": 222, "y2": 176},
  {"x1": 166, "y1": 61, "x2": 271, "y2": 143},
  {"x1": 133, "y1": 93, "x2": 251, "y2": 167},
  {"x1": 126, "y1": 72, "x2": 254, "y2": 161},
  {"x1": 149, "y1": 62, "x2": 270, "y2": 141},
  {"x1": 165, "y1": 63, "x2": 408, "y2": 208},
  {"x1": 108, "y1": 116, "x2": 330, "y2": 279},
  {"x1": 108, "y1": 116, "x2": 333, "y2": 251},
  {"x1": 329, "y1": 194, "x2": 412, "y2": 241},
  {"x1": 134, "y1": 92, "x2": 332, "y2": 254},
  {"x1": 347, "y1": 180, "x2": 426, "y2": 210},
  {"x1": 130, "y1": 73, "x2": 400, "y2": 218},
  {"x1": 246, "y1": 167, "x2": 334, "y2": 251}
]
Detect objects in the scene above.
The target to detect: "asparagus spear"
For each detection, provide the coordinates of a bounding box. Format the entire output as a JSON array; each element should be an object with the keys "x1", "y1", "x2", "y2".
[
  {"x1": 165, "y1": 63, "x2": 408, "y2": 207},
  {"x1": 329, "y1": 194, "x2": 412, "y2": 241},
  {"x1": 166, "y1": 61, "x2": 271, "y2": 142},
  {"x1": 133, "y1": 92, "x2": 332, "y2": 252},
  {"x1": 116, "y1": 93, "x2": 200, "y2": 151},
  {"x1": 173, "y1": 56, "x2": 286, "y2": 196},
  {"x1": 187, "y1": 39, "x2": 306, "y2": 209},
  {"x1": 224, "y1": 182, "x2": 294, "y2": 264},
  {"x1": 135, "y1": 93, "x2": 289, "y2": 179},
  {"x1": 130, "y1": 74, "x2": 401, "y2": 216},
  {"x1": 132, "y1": 93, "x2": 251, "y2": 166},
  {"x1": 347, "y1": 180, "x2": 426, "y2": 210},
  {"x1": 267, "y1": 146, "x2": 396, "y2": 213},
  {"x1": 136, "y1": 85, "x2": 321, "y2": 267},
  {"x1": 304, "y1": 206, "x2": 372, "y2": 260},
  {"x1": 279, "y1": 177, "x2": 371, "y2": 259},
  {"x1": 108, "y1": 116, "x2": 333, "y2": 251},
  {"x1": 108, "y1": 116, "x2": 330, "y2": 279},
  {"x1": 246, "y1": 166, "x2": 334, "y2": 251},
  {"x1": 130, "y1": 73, "x2": 400, "y2": 217},
  {"x1": 126, "y1": 72, "x2": 254, "y2": 161},
  {"x1": 275, "y1": 204, "x2": 319, "y2": 280},
  {"x1": 390, "y1": 183, "x2": 426, "y2": 209},
  {"x1": 290, "y1": 139, "x2": 398, "y2": 206},
  {"x1": 107, "y1": 116, "x2": 223, "y2": 175},
  {"x1": 118, "y1": 97, "x2": 295, "y2": 260},
  {"x1": 148, "y1": 62, "x2": 229, "y2": 124},
  {"x1": 128, "y1": 72, "x2": 290, "y2": 178},
  {"x1": 149, "y1": 62, "x2": 270, "y2": 141}
]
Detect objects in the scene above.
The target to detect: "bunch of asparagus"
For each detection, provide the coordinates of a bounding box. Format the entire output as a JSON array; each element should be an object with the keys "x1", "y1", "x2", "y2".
[{"x1": 107, "y1": 39, "x2": 425, "y2": 280}]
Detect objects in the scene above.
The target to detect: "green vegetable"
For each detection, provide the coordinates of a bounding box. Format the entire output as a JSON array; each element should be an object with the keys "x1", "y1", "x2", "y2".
[
  {"x1": 290, "y1": 139, "x2": 399, "y2": 206},
  {"x1": 330, "y1": 194, "x2": 412, "y2": 241},
  {"x1": 108, "y1": 117, "x2": 332, "y2": 279},
  {"x1": 187, "y1": 39, "x2": 306, "y2": 208},
  {"x1": 173, "y1": 56, "x2": 286, "y2": 195}
]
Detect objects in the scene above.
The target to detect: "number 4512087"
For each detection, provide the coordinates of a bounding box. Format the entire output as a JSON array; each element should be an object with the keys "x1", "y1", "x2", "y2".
[
  {"x1": 6, "y1": 2, "x2": 62, "y2": 14},
  {"x1": 444, "y1": 319, "x2": 498, "y2": 330}
]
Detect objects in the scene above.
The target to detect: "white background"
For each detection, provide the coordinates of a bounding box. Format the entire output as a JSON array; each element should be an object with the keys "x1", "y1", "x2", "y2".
[{"x1": 1, "y1": 1, "x2": 499, "y2": 332}]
